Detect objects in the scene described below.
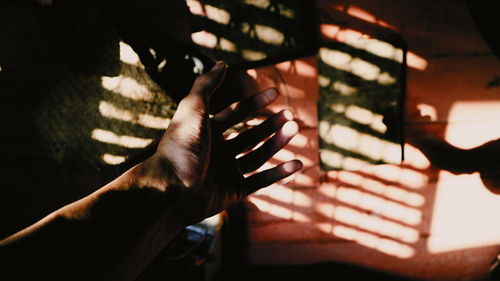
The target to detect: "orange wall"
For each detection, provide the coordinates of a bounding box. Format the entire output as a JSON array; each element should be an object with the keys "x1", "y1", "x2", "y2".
[{"x1": 243, "y1": 1, "x2": 500, "y2": 280}]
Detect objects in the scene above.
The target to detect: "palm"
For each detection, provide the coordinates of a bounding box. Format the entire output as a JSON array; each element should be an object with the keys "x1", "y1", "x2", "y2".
[{"x1": 157, "y1": 63, "x2": 301, "y2": 224}]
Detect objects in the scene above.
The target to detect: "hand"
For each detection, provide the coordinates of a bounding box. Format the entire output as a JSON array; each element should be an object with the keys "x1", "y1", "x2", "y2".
[{"x1": 152, "y1": 62, "x2": 302, "y2": 224}]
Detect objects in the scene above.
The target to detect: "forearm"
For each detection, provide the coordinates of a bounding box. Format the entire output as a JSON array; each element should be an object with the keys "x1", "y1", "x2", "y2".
[{"x1": 0, "y1": 155, "x2": 187, "y2": 281}]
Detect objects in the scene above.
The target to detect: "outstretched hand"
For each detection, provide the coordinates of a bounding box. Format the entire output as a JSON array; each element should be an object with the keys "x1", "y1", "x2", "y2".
[{"x1": 152, "y1": 62, "x2": 302, "y2": 224}]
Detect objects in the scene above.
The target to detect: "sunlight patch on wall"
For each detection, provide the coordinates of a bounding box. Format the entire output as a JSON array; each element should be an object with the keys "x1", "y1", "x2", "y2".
[
  {"x1": 205, "y1": 4, "x2": 231, "y2": 25},
  {"x1": 319, "y1": 48, "x2": 397, "y2": 84},
  {"x1": 243, "y1": 0, "x2": 270, "y2": 9},
  {"x1": 319, "y1": 121, "x2": 401, "y2": 167},
  {"x1": 101, "y1": 75, "x2": 155, "y2": 102},
  {"x1": 99, "y1": 101, "x2": 170, "y2": 129},
  {"x1": 294, "y1": 190, "x2": 312, "y2": 207},
  {"x1": 320, "y1": 25, "x2": 403, "y2": 63},
  {"x1": 344, "y1": 105, "x2": 386, "y2": 133},
  {"x1": 91, "y1": 128, "x2": 153, "y2": 148},
  {"x1": 362, "y1": 178, "x2": 425, "y2": 207},
  {"x1": 321, "y1": 24, "x2": 427, "y2": 71},
  {"x1": 428, "y1": 171, "x2": 500, "y2": 253},
  {"x1": 329, "y1": 103, "x2": 345, "y2": 113},
  {"x1": 186, "y1": 0, "x2": 205, "y2": 16},
  {"x1": 406, "y1": 51, "x2": 428, "y2": 71},
  {"x1": 318, "y1": 183, "x2": 338, "y2": 199},
  {"x1": 320, "y1": 149, "x2": 373, "y2": 171},
  {"x1": 416, "y1": 103, "x2": 437, "y2": 121},
  {"x1": 192, "y1": 31, "x2": 217, "y2": 49},
  {"x1": 319, "y1": 75, "x2": 331, "y2": 87},
  {"x1": 99, "y1": 101, "x2": 134, "y2": 122},
  {"x1": 315, "y1": 202, "x2": 335, "y2": 218},
  {"x1": 137, "y1": 113, "x2": 170, "y2": 129},
  {"x1": 255, "y1": 24, "x2": 285, "y2": 46},
  {"x1": 191, "y1": 31, "x2": 237, "y2": 52},
  {"x1": 102, "y1": 153, "x2": 127, "y2": 165},
  {"x1": 318, "y1": 23, "x2": 405, "y2": 171},
  {"x1": 242, "y1": 49, "x2": 267, "y2": 61},
  {"x1": 259, "y1": 184, "x2": 294, "y2": 204},
  {"x1": 119, "y1": 41, "x2": 142, "y2": 67},
  {"x1": 331, "y1": 5, "x2": 397, "y2": 30},
  {"x1": 445, "y1": 101, "x2": 500, "y2": 149},
  {"x1": 403, "y1": 144, "x2": 431, "y2": 170},
  {"x1": 334, "y1": 81, "x2": 358, "y2": 96}
]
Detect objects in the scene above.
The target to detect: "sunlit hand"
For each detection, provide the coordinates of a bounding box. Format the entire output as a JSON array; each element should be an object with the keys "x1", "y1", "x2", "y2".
[{"x1": 152, "y1": 62, "x2": 302, "y2": 224}]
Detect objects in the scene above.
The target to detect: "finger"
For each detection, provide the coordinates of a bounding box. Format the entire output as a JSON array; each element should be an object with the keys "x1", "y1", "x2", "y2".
[
  {"x1": 212, "y1": 87, "x2": 279, "y2": 132},
  {"x1": 244, "y1": 160, "x2": 303, "y2": 194},
  {"x1": 238, "y1": 120, "x2": 299, "y2": 174},
  {"x1": 208, "y1": 68, "x2": 259, "y2": 114},
  {"x1": 228, "y1": 109, "x2": 294, "y2": 154}
]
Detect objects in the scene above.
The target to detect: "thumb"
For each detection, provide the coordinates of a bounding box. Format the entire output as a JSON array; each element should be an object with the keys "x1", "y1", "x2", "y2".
[
  {"x1": 169, "y1": 61, "x2": 226, "y2": 132},
  {"x1": 175, "y1": 61, "x2": 227, "y2": 118},
  {"x1": 190, "y1": 61, "x2": 227, "y2": 103},
  {"x1": 159, "y1": 62, "x2": 226, "y2": 187}
]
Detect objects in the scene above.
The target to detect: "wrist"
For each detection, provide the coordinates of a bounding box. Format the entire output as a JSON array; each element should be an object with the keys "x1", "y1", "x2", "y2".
[
  {"x1": 129, "y1": 153, "x2": 183, "y2": 192},
  {"x1": 126, "y1": 154, "x2": 205, "y2": 226}
]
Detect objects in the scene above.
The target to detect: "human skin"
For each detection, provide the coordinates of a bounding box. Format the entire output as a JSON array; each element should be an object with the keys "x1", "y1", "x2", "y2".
[{"x1": 0, "y1": 62, "x2": 302, "y2": 280}]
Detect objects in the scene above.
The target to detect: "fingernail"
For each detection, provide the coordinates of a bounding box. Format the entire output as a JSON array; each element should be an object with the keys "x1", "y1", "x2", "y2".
[
  {"x1": 281, "y1": 121, "x2": 299, "y2": 137},
  {"x1": 264, "y1": 88, "x2": 278, "y2": 101},
  {"x1": 210, "y1": 61, "x2": 226, "y2": 72},
  {"x1": 282, "y1": 160, "x2": 303, "y2": 173},
  {"x1": 282, "y1": 109, "x2": 294, "y2": 121}
]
